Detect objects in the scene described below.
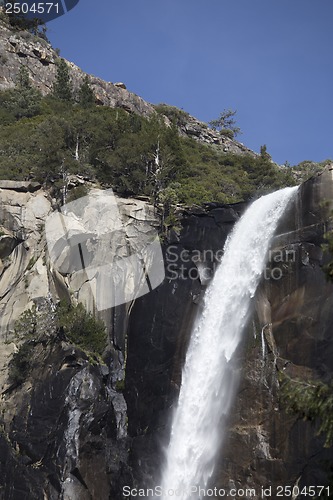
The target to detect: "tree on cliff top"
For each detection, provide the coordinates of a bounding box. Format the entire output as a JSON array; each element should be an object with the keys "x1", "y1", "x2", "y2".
[{"x1": 209, "y1": 108, "x2": 242, "y2": 138}]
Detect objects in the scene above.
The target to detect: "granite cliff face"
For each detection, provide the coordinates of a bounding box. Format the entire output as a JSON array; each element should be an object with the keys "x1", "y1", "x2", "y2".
[
  {"x1": 1, "y1": 169, "x2": 332, "y2": 498},
  {"x1": 212, "y1": 167, "x2": 333, "y2": 493},
  {"x1": 0, "y1": 181, "x2": 159, "y2": 498},
  {"x1": 0, "y1": 19, "x2": 155, "y2": 118},
  {"x1": 124, "y1": 167, "x2": 333, "y2": 494}
]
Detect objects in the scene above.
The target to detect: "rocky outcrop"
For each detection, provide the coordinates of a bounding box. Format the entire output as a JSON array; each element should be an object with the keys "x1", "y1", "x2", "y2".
[
  {"x1": 0, "y1": 19, "x2": 256, "y2": 156},
  {"x1": 0, "y1": 338, "x2": 129, "y2": 500},
  {"x1": 0, "y1": 181, "x2": 41, "y2": 192},
  {"x1": 0, "y1": 183, "x2": 162, "y2": 384},
  {"x1": 177, "y1": 112, "x2": 255, "y2": 155},
  {"x1": 0, "y1": 20, "x2": 155, "y2": 117}
]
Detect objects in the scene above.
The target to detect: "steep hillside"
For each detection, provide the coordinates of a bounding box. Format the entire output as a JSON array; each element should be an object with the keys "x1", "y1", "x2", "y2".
[
  {"x1": 0, "y1": 14, "x2": 298, "y2": 208},
  {"x1": 0, "y1": 16, "x2": 252, "y2": 154}
]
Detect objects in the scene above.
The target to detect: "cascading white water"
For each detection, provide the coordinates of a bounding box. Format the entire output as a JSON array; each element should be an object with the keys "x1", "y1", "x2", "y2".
[{"x1": 159, "y1": 186, "x2": 298, "y2": 499}]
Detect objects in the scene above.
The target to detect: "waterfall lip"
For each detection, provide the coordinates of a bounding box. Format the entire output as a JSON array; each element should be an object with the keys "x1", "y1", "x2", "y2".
[{"x1": 158, "y1": 186, "x2": 298, "y2": 500}]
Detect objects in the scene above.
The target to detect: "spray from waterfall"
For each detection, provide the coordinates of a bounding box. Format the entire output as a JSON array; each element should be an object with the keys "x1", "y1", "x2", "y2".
[{"x1": 159, "y1": 186, "x2": 298, "y2": 499}]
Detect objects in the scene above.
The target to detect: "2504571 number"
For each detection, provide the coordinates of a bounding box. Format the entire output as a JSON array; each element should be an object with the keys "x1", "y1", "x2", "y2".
[
  {"x1": 5, "y1": 3, "x2": 59, "y2": 14},
  {"x1": 276, "y1": 485, "x2": 330, "y2": 497}
]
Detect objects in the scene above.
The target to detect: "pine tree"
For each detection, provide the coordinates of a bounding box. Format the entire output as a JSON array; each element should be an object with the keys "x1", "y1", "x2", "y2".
[
  {"x1": 17, "y1": 66, "x2": 31, "y2": 89},
  {"x1": 1, "y1": 66, "x2": 42, "y2": 119},
  {"x1": 260, "y1": 144, "x2": 271, "y2": 161},
  {"x1": 208, "y1": 109, "x2": 241, "y2": 138},
  {"x1": 52, "y1": 59, "x2": 73, "y2": 102},
  {"x1": 78, "y1": 76, "x2": 95, "y2": 107}
]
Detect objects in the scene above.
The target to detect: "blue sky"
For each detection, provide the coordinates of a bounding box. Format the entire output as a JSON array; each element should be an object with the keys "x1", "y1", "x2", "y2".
[{"x1": 47, "y1": 0, "x2": 333, "y2": 166}]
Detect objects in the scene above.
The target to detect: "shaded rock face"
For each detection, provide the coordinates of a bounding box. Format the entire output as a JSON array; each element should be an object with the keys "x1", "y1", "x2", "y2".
[
  {"x1": 0, "y1": 339, "x2": 129, "y2": 500},
  {"x1": 125, "y1": 202, "x2": 247, "y2": 483},
  {"x1": 228, "y1": 167, "x2": 333, "y2": 492},
  {"x1": 124, "y1": 168, "x2": 333, "y2": 492}
]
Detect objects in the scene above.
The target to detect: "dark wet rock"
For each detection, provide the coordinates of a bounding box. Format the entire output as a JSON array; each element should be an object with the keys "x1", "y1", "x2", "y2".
[{"x1": 0, "y1": 340, "x2": 129, "y2": 499}]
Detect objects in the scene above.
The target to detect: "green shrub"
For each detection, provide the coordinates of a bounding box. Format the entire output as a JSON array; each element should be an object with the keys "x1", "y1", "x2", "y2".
[
  {"x1": 155, "y1": 103, "x2": 190, "y2": 127},
  {"x1": 66, "y1": 184, "x2": 90, "y2": 203},
  {"x1": 57, "y1": 302, "x2": 107, "y2": 356},
  {"x1": 115, "y1": 379, "x2": 125, "y2": 391},
  {"x1": 280, "y1": 374, "x2": 333, "y2": 448},
  {"x1": 14, "y1": 305, "x2": 38, "y2": 338},
  {"x1": 8, "y1": 302, "x2": 106, "y2": 387},
  {"x1": 8, "y1": 341, "x2": 34, "y2": 385},
  {"x1": 220, "y1": 128, "x2": 235, "y2": 139}
]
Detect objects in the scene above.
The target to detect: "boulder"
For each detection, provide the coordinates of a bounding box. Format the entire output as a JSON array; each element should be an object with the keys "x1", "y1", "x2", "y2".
[
  {"x1": 0, "y1": 180, "x2": 41, "y2": 192},
  {"x1": 114, "y1": 82, "x2": 127, "y2": 89}
]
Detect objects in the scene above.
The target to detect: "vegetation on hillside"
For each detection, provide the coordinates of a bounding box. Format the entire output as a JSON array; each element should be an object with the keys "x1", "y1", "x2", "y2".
[
  {"x1": 0, "y1": 65, "x2": 296, "y2": 208},
  {"x1": 280, "y1": 373, "x2": 333, "y2": 498},
  {"x1": 9, "y1": 301, "x2": 107, "y2": 385},
  {"x1": 57, "y1": 301, "x2": 107, "y2": 357},
  {"x1": 290, "y1": 159, "x2": 332, "y2": 183}
]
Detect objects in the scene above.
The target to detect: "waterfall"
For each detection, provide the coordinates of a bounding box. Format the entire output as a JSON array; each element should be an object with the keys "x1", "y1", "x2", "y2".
[{"x1": 159, "y1": 186, "x2": 297, "y2": 499}]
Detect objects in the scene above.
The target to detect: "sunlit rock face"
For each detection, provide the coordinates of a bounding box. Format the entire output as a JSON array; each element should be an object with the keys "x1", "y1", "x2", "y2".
[
  {"x1": 0, "y1": 184, "x2": 161, "y2": 384},
  {"x1": 0, "y1": 185, "x2": 161, "y2": 499},
  {"x1": 0, "y1": 19, "x2": 256, "y2": 156},
  {"x1": 0, "y1": 20, "x2": 155, "y2": 117}
]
